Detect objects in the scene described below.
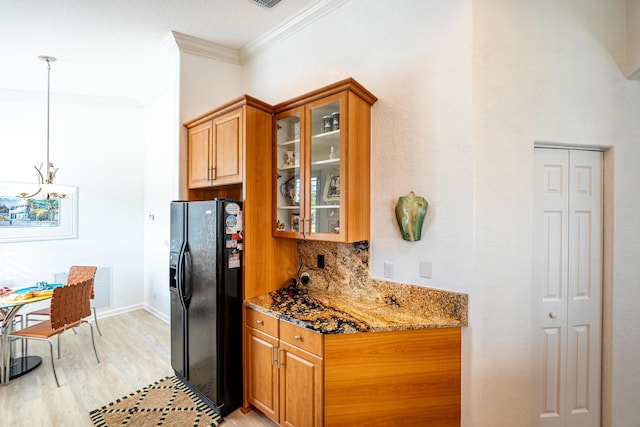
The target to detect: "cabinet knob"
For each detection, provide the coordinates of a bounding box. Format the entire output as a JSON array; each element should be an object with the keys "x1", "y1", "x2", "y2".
[
  {"x1": 294, "y1": 335, "x2": 302, "y2": 341},
  {"x1": 256, "y1": 319, "x2": 264, "y2": 325},
  {"x1": 549, "y1": 312, "x2": 557, "y2": 319}
]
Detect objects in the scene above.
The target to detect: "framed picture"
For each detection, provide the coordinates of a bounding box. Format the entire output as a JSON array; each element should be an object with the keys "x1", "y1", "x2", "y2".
[
  {"x1": 0, "y1": 181, "x2": 78, "y2": 243},
  {"x1": 322, "y1": 170, "x2": 340, "y2": 202},
  {"x1": 291, "y1": 214, "x2": 300, "y2": 232}
]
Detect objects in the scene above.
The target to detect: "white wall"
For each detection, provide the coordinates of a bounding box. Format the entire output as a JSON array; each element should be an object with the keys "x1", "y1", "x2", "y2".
[
  {"x1": 473, "y1": 1, "x2": 640, "y2": 426},
  {"x1": 141, "y1": 46, "x2": 244, "y2": 320},
  {"x1": 0, "y1": 90, "x2": 145, "y2": 312},
  {"x1": 179, "y1": 53, "x2": 243, "y2": 123},
  {"x1": 238, "y1": 0, "x2": 640, "y2": 426},
  {"x1": 142, "y1": 46, "x2": 181, "y2": 321}
]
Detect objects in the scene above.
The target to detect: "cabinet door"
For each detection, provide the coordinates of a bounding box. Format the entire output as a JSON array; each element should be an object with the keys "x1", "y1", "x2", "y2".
[
  {"x1": 304, "y1": 93, "x2": 346, "y2": 241},
  {"x1": 246, "y1": 327, "x2": 280, "y2": 423},
  {"x1": 273, "y1": 94, "x2": 347, "y2": 240},
  {"x1": 279, "y1": 341, "x2": 324, "y2": 427},
  {"x1": 188, "y1": 120, "x2": 213, "y2": 189},
  {"x1": 212, "y1": 109, "x2": 243, "y2": 185},
  {"x1": 272, "y1": 80, "x2": 375, "y2": 242},
  {"x1": 274, "y1": 107, "x2": 304, "y2": 237}
]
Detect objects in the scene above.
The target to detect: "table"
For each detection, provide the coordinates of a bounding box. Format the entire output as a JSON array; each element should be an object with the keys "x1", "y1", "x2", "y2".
[{"x1": 0, "y1": 284, "x2": 63, "y2": 385}]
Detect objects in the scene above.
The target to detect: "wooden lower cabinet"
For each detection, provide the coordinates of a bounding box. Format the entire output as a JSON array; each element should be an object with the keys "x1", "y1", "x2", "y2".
[
  {"x1": 324, "y1": 327, "x2": 461, "y2": 427},
  {"x1": 244, "y1": 307, "x2": 461, "y2": 427},
  {"x1": 279, "y1": 341, "x2": 323, "y2": 427},
  {"x1": 246, "y1": 328, "x2": 279, "y2": 421},
  {"x1": 245, "y1": 307, "x2": 323, "y2": 427}
]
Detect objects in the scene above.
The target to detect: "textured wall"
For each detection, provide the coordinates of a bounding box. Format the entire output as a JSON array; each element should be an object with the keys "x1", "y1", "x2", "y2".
[{"x1": 473, "y1": 1, "x2": 640, "y2": 426}]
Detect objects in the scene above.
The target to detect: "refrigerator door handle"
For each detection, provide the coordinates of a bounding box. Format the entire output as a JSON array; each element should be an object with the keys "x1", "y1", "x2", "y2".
[
  {"x1": 176, "y1": 244, "x2": 188, "y2": 310},
  {"x1": 183, "y1": 248, "x2": 193, "y2": 303}
]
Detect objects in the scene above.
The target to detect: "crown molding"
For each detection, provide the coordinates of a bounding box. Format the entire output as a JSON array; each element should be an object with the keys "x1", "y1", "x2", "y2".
[
  {"x1": 168, "y1": 0, "x2": 351, "y2": 66},
  {"x1": 239, "y1": 0, "x2": 352, "y2": 63},
  {"x1": 171, "y1": 31, "x2": 241, "y2": 65}
]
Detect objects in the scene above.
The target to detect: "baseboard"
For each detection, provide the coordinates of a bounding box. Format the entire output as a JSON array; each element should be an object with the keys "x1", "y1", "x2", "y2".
[
  {"x1": 143, "y1": 304, "x2": 169, "y2": 324},
  {"x1": 93, "y1": 303, "x2": 144, "y2": 319},
  {"x1": 93, "y1": 303, "x2": 169, "y2": 325}
]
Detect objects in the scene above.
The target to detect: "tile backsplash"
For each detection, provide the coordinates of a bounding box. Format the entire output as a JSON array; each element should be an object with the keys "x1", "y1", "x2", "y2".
[{"x1": 297, "y1": 240, "x2": 468, "y2": 325}]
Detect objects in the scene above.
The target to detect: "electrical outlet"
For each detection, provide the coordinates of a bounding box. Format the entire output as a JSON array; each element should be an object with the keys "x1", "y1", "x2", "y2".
[
  {"x1": 384, "y1": 262, "x2": 394, "y2": 278},
  {"x1": 419, "y1": 261, "x2": 432, "y2": 279}
]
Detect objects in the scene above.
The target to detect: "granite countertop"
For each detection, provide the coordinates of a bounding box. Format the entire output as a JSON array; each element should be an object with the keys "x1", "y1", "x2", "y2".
[{"x1": 245, "y1": 283, "x2": 468, "y2": 335}]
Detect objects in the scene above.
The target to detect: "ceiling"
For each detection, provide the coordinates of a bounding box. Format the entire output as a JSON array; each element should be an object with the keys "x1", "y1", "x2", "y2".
[{"x1": 0, "y1": 0, "x2": 320, "y2": 100}]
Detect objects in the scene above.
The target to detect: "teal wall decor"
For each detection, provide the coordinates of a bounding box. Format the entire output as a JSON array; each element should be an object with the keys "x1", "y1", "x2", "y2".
[{"x1": 394, "y1": 191, "x2": 428, "y2": 241}]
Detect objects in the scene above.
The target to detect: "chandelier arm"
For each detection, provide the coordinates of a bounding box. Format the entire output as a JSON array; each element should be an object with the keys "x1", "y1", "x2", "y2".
[
  {"x1": 16, "y1": 165, "x2": 46, "y2": 198},
  {"x1": 35, "y1": 164, "x2": 45, "y2": 184},
  {"x1": 17, "y1": 187, "x2": 43, "y2": 199}
]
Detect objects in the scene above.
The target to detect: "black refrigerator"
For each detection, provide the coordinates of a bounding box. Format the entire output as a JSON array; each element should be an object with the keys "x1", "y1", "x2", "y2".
[{"x1": 169, "y1": 199, "x2": 243, "y2": 416}]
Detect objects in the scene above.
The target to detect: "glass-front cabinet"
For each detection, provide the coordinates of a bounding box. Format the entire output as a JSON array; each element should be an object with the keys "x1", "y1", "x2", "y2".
[
  {"x1": 274, "y1": 108, "x2": 303, "y2": 234},
  {"x1": 306, "y1": 95, "x2": 343, "y2": 237},
  {"x1": 273, "y1": 79, "x2": 377, "y2": 242}
]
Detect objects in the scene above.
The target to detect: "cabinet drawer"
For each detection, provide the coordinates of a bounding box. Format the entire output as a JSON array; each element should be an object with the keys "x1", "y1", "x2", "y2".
[
  {"x1": 279, "y1": 320, "x2": 323, "y2": 357},
  {"x1": 246, "y1": 307, "x2": 278, "y2": 337}
]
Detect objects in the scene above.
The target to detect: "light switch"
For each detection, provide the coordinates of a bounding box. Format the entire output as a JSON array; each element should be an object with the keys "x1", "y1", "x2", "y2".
[
  {"x1": 384, "y1": 262, "x2": 394, "y2": 278},
  {"x1": 419, "y1": 261, "x2": 432, "y2": 278}
]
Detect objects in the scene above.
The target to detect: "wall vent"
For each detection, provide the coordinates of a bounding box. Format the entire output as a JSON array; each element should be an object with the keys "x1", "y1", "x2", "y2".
[
  {"x1": 54, "y1": 266, "x2": 111, "y2": 309},
  {"x1": 250, "y1": 0, "x2": 282, "y2": 9}
]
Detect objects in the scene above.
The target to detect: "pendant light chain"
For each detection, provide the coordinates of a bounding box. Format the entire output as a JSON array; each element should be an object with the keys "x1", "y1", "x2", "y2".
[{"x1": 45, "y1": 56, "x2": 51, "y2": 184}]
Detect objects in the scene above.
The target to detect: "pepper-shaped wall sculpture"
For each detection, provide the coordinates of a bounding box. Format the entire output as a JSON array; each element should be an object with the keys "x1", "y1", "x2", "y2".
[{"x1": 394, "y1": 192, "x2": 428, "y2": 241}]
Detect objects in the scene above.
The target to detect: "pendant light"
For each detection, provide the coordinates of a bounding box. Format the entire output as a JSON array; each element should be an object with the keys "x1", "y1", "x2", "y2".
[{"x1": 17, "y1": 55, "x2": 76, "y2": 200}]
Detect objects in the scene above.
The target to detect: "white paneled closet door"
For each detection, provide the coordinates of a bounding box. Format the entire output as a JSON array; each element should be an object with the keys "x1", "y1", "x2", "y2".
[{"x1": 533, "y1": 148, "x2": 602, "y2": 427}]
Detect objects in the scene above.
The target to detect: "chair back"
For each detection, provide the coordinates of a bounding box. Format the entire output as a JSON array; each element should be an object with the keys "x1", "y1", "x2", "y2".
[
  {"x1": 50, "y1": 278, "x2": 93, "y2": 330},
  {"x1": 66, "y1": 266, "x2": 97, "y2": 299},
  {"x1": 66, "y1": 266, "x2": 97, "y2": 285}
]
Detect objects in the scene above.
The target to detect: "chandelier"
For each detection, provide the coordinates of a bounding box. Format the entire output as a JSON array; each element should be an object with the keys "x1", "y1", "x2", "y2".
[{"x1": 17, "y1": 55, "x2": 76, "y2": 200}]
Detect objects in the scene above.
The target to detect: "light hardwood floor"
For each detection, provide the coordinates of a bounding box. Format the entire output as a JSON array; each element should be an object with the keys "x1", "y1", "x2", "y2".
[{"x1": 0, "y1": 309, "x2": 276, "y2": 427}]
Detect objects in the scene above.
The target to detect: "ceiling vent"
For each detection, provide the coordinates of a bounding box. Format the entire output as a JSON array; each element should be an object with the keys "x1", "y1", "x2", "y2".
[{"x1": 250, "y1": 0, "x2": 282, "y2": 8}]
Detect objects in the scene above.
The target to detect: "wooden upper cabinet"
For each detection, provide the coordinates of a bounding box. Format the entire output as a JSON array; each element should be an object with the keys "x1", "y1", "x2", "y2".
[
  {"x1": 186, "y1": 104, "x2": 244, "y2": 189},
  {"x1": 213, "y1": 109, "x2": 243, "y2": 184},
  {"x1": 272, "y1": 78, "x2": 377, "y2": 243},
  {"x1": 187, "y1": 120, "x2": 213, "y2": 188}
]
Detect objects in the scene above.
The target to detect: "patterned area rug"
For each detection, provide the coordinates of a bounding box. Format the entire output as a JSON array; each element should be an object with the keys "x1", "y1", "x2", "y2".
[{"x1": 89, "y1": 376, "x2": 223, "y2": 427}]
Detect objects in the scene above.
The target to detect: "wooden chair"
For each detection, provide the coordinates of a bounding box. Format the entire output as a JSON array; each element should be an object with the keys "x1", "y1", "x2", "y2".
[
  {"x1": 8, "y1": 278, "x2": 100, "y2": 387},
  {"x1": 26, "y1": 266, "x2": 102, "y2": 335}
]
